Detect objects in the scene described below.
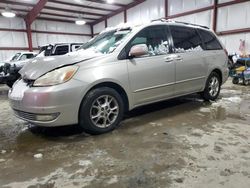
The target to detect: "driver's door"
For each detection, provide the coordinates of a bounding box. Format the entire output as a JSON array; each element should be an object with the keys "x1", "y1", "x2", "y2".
[{"x1": 126, "y1": 25, "x2": 175, "y2": 106}]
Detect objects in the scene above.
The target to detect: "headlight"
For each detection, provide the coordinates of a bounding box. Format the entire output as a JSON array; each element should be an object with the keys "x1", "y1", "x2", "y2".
[{"x1": 33, "y1": 65, "x2": 78, "y2": 86}]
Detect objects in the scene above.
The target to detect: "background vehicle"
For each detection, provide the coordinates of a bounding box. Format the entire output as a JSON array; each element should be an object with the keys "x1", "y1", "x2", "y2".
[
  {"x1": 0, "y1": 52, "x2": 37, "y2": 87},
  {"x1": 9, "y1": 20, "x2": 228, "y2": 134},
  {"x1": 0, "y1": 52, "x2": 36, "y2": 66},
  {"x1": 0, "y1": 43, "x2": 83, "y2": 87},
  {"x1": 38, "y1": 43, "x2": 83, "y2": 57},
  {"x1": 229, "y1": 58, "x2": 250, "y2": 85}
]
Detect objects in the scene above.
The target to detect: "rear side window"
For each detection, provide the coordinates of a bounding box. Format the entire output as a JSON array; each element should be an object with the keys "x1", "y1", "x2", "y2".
[
  {"x1": 169, "y1": 26, "x2": 203, "y2": 53},
  {"x1": 198, "y1": 29, "x2": 222, "y2": 50}
]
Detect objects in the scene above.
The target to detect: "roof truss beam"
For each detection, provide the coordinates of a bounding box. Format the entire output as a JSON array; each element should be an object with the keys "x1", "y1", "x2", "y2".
[
  {"x1": 25, "y1": 0, "x2": 48, "y2": 25},
  {"x1": 1, "y1": 0, "x2": 107, "y2": 17},
  {"x1": 49, "y1": 0, "x2": 114, "y2": 12},
  {"x1": 92, "y1": 0, "x2": 146, "y2": 25},
  {"x1": 0, "y1": 7, "x2": 97, "y2": 22}
]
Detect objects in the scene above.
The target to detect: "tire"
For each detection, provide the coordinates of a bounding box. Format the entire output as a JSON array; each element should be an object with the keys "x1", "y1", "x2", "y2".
[
  {"x1": 232, "y1": 77, "x2": 239, "y2": 85},
  {"x1": 243, "y1": 79, "x2": 249, "y2": 86},
  {"x1": 201, "y1": 72, "x2": 221, "y2": 101},
  {"x1": 79, "y1": 87, "x2": 124, "y2": 135}
]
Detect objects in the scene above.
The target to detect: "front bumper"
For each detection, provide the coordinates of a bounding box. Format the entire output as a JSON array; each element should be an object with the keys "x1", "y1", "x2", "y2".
[{"x1": 9, "y1": 79, "x2": 88, "y2": 127}]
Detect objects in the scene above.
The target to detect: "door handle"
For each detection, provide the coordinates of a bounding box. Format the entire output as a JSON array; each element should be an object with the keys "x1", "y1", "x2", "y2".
[{"x1": 164, "y1": 55, "x2": 183, "y2": 62}]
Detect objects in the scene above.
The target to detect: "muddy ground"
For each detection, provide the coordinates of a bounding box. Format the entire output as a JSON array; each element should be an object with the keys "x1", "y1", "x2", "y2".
[{"x1": 0, "y1": 80, "x2": 250, "y2": 188}]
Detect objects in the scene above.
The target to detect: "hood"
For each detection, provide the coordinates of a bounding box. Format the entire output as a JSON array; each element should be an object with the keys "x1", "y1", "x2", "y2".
[
  {"x1": 19, "y1": 49, "x2": 103, "y2": 80},
  {"x1": 0, "y1": 60, "x2": 10, "y2": 66},
  {"x1": 10, "y1": 59, "x2": 31, "y2": 67}
]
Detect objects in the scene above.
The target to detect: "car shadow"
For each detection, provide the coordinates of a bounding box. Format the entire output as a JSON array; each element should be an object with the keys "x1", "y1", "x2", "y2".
[
  {"x1": 0, "y1": 85, "x2": 9, "y2": 95},
  {"x1": 27, "y1": 94, "x2": 209, "y2": 138},
  {"x1": 28, "y1": 124, "x2": 86, "y2": 138}
]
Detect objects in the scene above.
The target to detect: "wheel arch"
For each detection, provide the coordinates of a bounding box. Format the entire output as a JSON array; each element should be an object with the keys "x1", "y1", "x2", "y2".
[
  {"x1": 210, "y1": 68, "x2": 223, "y2": 84},
  {"x1": 81, "y1": 81, "x2": 130, "y2": 113}
]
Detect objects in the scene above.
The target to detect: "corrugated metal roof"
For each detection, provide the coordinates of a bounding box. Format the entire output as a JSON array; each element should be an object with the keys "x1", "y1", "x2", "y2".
[{"x1": 0, "y1": 0, "x2": 143, "y2": 25}]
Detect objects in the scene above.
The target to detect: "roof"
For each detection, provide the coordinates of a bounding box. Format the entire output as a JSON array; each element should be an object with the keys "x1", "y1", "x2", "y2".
[
  {"x1": 39, "y1": 42, "x2": 84, "y2": 47},
  {"x1": 151, "y1": 19, "x2": 210, "y2": 29},
  {"x1": 17, "y1": 51, "x2": 37, "y2": 54},
  {"x1": 99, "y1": 19, "x2": 211, "y2": 36}
]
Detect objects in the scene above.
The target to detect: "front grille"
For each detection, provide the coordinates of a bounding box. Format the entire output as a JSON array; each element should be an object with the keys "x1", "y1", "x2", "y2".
[{"x1": 13, "y1": 109, "x2": 37, "y2": 121}]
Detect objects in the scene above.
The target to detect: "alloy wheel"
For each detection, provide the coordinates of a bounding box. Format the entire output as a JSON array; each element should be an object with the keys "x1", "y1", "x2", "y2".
[
  {"x1": 90, "y1": 95, "x2": 119, "y2": 128},
  {"x1": 208, "y1": 76, "x2": 220, "y2": 97}
]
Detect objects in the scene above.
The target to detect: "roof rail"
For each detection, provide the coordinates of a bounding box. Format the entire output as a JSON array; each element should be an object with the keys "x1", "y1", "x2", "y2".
[
  {"x1": 174, "y1": 21, "x2": 209, "y2": 29},
  {"x1": 151, "y1": 18, "x2": 209, "y2": 29},
  {"x1": 151, "y1": 18, "x2": 173, "y2": 22}
]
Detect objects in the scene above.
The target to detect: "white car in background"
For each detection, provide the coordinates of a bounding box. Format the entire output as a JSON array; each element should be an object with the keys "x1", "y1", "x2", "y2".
[
  {"x1": 0, "y1": 43, "x2": 83, "y2": 87},
  {"x1": 0, "y1": 52, "x2": 36, "y2": 67},
  {"x1": 0, "y1": 52, "x2": 37, "y2": 87}
]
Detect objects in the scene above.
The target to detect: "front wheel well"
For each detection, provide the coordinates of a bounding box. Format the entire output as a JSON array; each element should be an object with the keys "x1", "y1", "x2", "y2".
[{"x1": 86, "y1": 82, "x2": 129, "y2": 112}]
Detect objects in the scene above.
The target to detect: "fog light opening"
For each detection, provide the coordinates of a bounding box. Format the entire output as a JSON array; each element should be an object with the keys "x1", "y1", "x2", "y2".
[{"x1": 35, "y1": 113, "x2": 60, "y2": 122}]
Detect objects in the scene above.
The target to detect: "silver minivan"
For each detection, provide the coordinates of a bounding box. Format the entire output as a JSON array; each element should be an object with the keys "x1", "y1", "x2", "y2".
[{"x1": 9, "y1": 20, "x2": 229, "y2": 134}]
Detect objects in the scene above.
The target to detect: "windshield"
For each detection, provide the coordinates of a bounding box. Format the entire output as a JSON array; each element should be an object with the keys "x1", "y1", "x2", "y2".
[
  {"x1": 78, "y1": 29, "x2": 132, "y2": 54},
  {"x1": 11, "y1": 53, "x2": 21, "y2": 61}
]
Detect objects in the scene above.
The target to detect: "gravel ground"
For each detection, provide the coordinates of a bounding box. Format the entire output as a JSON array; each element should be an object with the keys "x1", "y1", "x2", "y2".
[{"x1": 0, "y1": 80, "x2": 250, "y2": 188}]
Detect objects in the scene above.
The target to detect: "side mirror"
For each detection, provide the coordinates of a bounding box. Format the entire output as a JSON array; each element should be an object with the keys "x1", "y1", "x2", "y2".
[{"x1": 129, "y1": 44, "x2": 149, "y2": 58}]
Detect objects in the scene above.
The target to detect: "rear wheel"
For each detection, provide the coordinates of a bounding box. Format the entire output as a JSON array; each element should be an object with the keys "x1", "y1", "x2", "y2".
[
  {"x1": 201, "y1": 72, "x2": 221, "y2": 101},
  {"x1": 232, "y1": 77, "x2": 239, "y2": 85},
  {"x1": 79, "y1": 87, "x2": 124, "y2": 135}
]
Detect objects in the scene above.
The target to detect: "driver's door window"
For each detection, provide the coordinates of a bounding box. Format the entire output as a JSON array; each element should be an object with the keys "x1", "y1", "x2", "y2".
[{"x1": 127, "y1": 26, "x2": 170, "y2": 57}]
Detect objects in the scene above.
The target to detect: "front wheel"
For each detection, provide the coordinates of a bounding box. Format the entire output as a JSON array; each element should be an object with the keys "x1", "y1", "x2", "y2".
[
  {"x1": 201, "y1": 72, "x2": 221, "y2": 101},
  {"x1": 79, "y1": 87, "x2": 124, "y2": 135},
  {"x1": 232, "y1": 77, "x2": 239, "y2": 85}
]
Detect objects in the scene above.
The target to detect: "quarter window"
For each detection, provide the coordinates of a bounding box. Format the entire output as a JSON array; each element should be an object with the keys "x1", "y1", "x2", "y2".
[
  {"x1": 169, "y1": 26, "x2": 203, "y2": 53},
  {"x1": 127, "y1": 26, "x2": 170, "y2": 57},
  {"x1": 198, "y1": 29, "x2": 222, "y2": 50}
]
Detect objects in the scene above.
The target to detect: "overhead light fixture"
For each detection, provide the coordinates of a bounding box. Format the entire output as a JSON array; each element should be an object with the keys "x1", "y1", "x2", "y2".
[
  {"x1": 1, "y1": 7, "x2": 16, "y2": 18},
  {"x1": 107, "y1": 0, "x2": 114, "y2": 4},
  {"x1": 75, "y1": 20, "x2": 86, "y2": 25},
  {"x1": 75, "y1": 15, "x2": 86, "y2": 25}
]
